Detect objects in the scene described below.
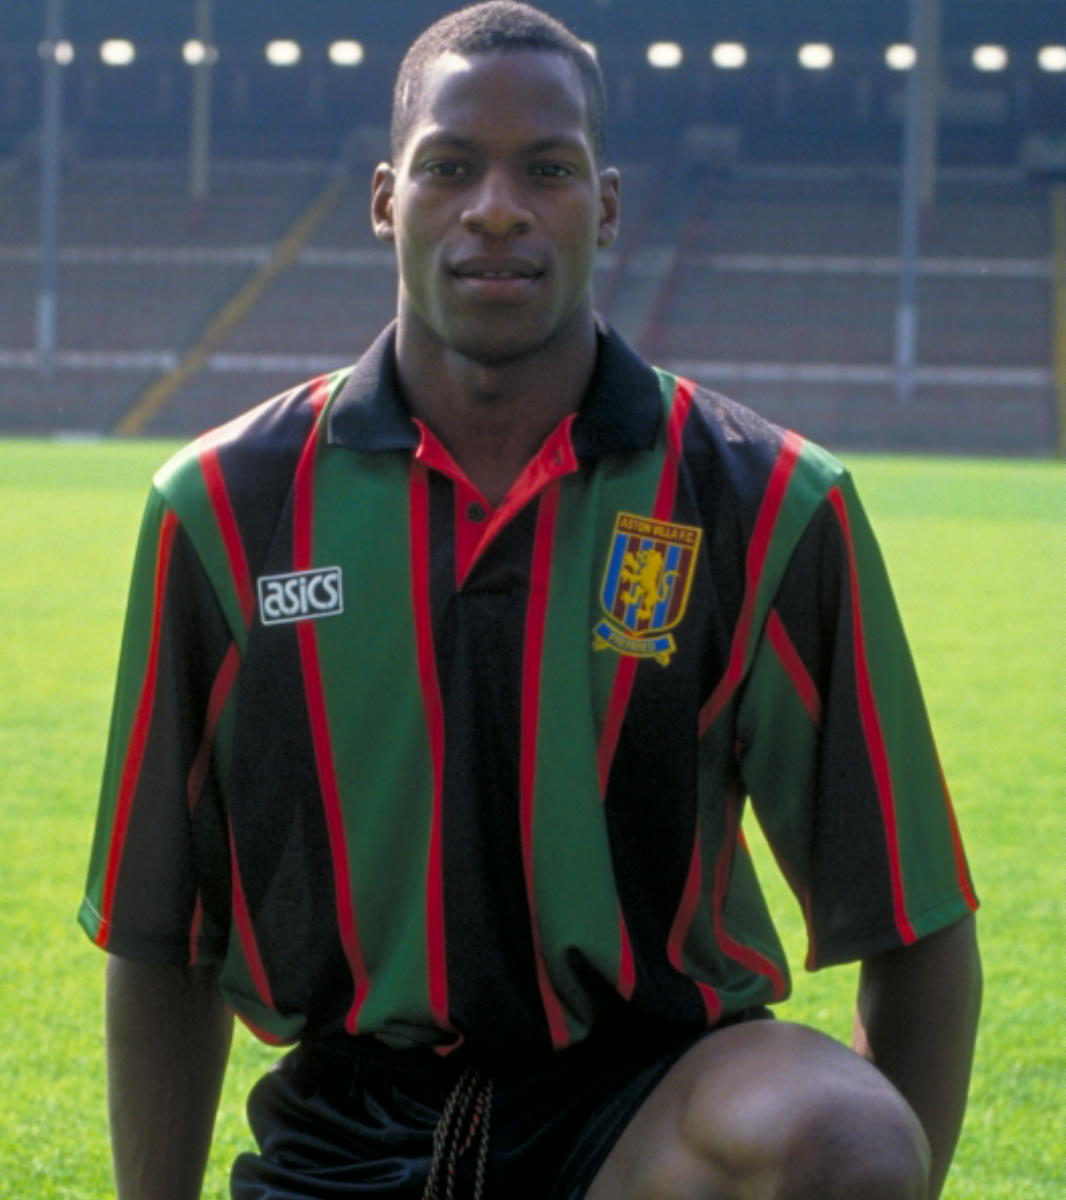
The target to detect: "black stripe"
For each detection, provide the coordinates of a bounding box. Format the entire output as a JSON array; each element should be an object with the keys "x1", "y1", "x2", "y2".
[
  {"x1": 772, "y1": 500, "x2": 897, "y2": 965},
  {"x1": 430, "y1": 478, "x2": 551, "y2": 1056},
  {"x1": 113, "y1": 524, "x2": 231, "y2": 963}
]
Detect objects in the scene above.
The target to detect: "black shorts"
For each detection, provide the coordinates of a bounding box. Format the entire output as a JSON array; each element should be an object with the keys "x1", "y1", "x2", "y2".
[{"x1": 231, "y1": 1011, "x2": 770, "y2": 1199}]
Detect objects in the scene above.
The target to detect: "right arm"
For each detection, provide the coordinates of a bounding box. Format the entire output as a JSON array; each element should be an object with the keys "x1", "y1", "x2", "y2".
[{"x1": 106, "y1": 955, "x2": 234, "y2": 1200}]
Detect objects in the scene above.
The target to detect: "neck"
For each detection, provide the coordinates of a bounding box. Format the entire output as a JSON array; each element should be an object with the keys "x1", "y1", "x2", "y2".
[{"x1": 395, "y1": 314, "x2": 597, "y2": 506}]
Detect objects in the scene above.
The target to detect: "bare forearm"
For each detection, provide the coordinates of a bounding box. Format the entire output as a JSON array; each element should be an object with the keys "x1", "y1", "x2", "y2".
[
  {"x1": 106, "y1": 956, "x2": 234, "y2": 1200},
  {"x1": 853, "y1": 915, "x2": 982, "y2": 1199}
]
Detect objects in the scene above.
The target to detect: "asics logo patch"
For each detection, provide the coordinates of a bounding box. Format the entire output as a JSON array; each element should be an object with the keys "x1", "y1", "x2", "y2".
[{"x1": 258, "y1": 567, "x2": 344, "y2": 625}]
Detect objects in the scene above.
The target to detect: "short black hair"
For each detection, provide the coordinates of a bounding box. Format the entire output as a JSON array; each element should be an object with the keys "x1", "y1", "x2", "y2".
[{"x1": 391, "y1": 1, "x2": 606, "y2": 163}]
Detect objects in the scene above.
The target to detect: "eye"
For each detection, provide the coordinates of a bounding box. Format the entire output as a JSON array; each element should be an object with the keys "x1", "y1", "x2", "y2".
[
  {"x1": 423, "y1": 160, "x2": 471, "y2": 179},
  {"x1": 530, "y1": 162, "x2": 575, "y2": 180}
]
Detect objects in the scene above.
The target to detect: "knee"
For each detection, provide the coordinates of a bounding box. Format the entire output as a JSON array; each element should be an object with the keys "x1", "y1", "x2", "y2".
[
  {"x1": 777, "y1": 1083, "x2": 930, "y2": 1200},
  {"x1": 679, "y1": 1051, "x2": 930, "y2": 1200}
]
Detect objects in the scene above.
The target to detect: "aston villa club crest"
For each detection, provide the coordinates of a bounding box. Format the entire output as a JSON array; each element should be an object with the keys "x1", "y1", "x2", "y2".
[{"x1": 593, "y1": 512, "x2": 702, "y2": 665}]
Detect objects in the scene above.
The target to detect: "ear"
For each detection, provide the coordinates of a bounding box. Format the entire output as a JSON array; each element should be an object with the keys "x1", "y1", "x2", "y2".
[
  {"x1": 371, "y1": 163, "x2": 396, "y2": 243},
  {"x1": 596, "y1": 167, "x2": 621, "y2": 248}
]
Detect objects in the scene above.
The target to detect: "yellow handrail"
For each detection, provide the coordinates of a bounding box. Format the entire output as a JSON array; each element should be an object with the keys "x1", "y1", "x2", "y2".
[{"x1": 113, "y1": 174, "x2": 349, "y2": 437}]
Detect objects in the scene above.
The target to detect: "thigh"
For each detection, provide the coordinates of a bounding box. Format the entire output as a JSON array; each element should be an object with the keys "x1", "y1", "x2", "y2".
[
  {"x1": 582, "y1": 1021, "x2": 928, "y2": 1200},
  {"x1": 231, "y1": 1032, "x2": 718, "y2": 1200}
]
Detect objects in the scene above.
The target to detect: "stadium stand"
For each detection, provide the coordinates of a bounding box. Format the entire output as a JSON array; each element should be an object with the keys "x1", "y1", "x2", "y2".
[
  {"x1": 1, "y1": 0, "x2": 1062, "y2": 452},
  {"x1": 0, "y1": 150, "x2": 1058, "y2": 451},
  {"x1": 640, "y1": 170, "x2": 1056, "y2": 451}
]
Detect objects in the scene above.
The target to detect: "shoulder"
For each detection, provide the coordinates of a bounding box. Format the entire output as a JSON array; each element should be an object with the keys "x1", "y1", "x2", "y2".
[
  {"x1": 130, "y1": 370, "x2": 354, "y2": 637},
  {"x1": 673, "y1": 375, "x2": 848, "y2": 523},
  {"x1": 152, "y1": 369, "x2": 353, "y2": 520}
]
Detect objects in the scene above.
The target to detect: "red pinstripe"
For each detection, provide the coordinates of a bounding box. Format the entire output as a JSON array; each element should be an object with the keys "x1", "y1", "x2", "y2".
[
  {"x1": 936, "y1": 757, "x2": 979, "y2": 912},
  {"x1": 691, "y1": 432, "x2": 808, "y2": 981},
  {"x1": 293, "y1": 381, "x2": 372, "y2": 1031},
  {"x1": 234, "y1": 1016, "x2": 287, "y2": 1047},
  {"x1": 699, "y1": 430, "x2": 805, "y2": 734},
  {"x1": 596, "y1": 378, "x2": 696, "y2": 1000},
  {"x1": 184, "y1": 649, "x2": 238, "y2": 973},
  {"x1": 158, "y1": 441, "x2": 252, "y2": 964},
  {"x1": 614, "y1": 919, "x2": 636, "y2": 1002},
  {"x1": 291, "y1": 383, "x2": 330, "y2": 567},
  {"x1": 746, "y1": 812, "x2": 820, "y2": 969},
  {"x1": 827, "y1": 486, "x2": 917, "y2": 945},
  {"x1": 199, "y1": 444, "x2": 255, "y2": 625},
  {"x1": 597, "y1": 378, "x2": 695, "y2": 791},
  {"x1": 409, "y1": 462, "x2": 452, "y2": 1035},
  {"x1": 766, "y1": 608, "x2": 823, "y2": 726},
  {"x1": 762, "y1": 604, "x2": 828, "y2": 967},
  {"x1": 228, "y1": 816, "x2": 275, "y2": 1010},
  {"x1": 188, "y1": 895, "x2": 204, "y2": 966},
  {"x1": 185, "y1": 642, "x2": 241, "y2": 814},
  {"x1": 98, "y1": 510, "x2": 180, "y2": 944},
  {"x1": 712, "y1": 790, "x2": 789, "y2": 999},
  {"x1": 183, "y1": 450, "x2": 257, "y2": 963},
  {"x1": 667, "y1": 834, "x2": 724, "y2": 1025},
  {"x1": 519, "y1": 483, "x2": 572, "y2": 1049}
]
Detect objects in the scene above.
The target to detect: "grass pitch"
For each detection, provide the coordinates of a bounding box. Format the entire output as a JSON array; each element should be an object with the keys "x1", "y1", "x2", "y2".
[{"x1": 0, "y1": 440, "x2": 1059, "y2": 1198}]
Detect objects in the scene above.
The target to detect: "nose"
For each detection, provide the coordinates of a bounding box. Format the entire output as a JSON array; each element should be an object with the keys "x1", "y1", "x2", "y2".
[{"x1": 461, "y1": 166, "x2": 532, "y2": 237}]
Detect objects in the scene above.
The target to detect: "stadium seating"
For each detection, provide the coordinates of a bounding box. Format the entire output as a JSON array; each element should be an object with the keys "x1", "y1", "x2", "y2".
[
  {"x1": 0, "y1": 147, "x2": 1058, "y2": 452},
  {"x1": 636, "y1": 170, "x2": 1057, "y2": 452}
]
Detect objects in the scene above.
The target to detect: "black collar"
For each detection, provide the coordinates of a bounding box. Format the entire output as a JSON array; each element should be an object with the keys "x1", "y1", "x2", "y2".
[{"x1": 326, "y1": 320, "x2": 664, "y2": 458}]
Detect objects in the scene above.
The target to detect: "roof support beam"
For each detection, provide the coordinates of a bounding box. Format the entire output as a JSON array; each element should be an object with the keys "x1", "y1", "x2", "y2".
[
  {"x1": 895, "y1": 0, "x2": 942, "y2": 405},
  {"x1": 37, "y1": 0, "x2": 65, "y2": 378}
]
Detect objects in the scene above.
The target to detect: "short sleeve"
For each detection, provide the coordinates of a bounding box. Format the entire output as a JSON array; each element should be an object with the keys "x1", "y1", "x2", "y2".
[
  {"x1": 78, "y1": 487, "x2": 234, "y2": 965},
  {"x1": 735, "y1": 472, "x2": 978, "y2": 969}
]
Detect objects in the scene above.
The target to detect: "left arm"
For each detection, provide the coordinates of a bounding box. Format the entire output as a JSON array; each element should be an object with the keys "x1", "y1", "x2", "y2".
[{"x1": 853, "y1": 913, "x2": 982, "y2": 1200}]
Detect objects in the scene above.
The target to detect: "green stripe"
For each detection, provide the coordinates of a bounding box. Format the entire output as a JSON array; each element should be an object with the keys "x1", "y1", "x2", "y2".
[
  {"x1": 154, "y1": 368, "x2": 356, "y2": 652},
  {"x1": 714, "y1": 438, "x2": 846, "y2": 722},
  {"x1": 81, "y1": 489, "x2": 171, "y2": 935},
  {"x1": 838, "y1": 473, "x2": 975, "y2": 928},
  {"x1": 734, "y1": 638, "x2": 819, "y2": 893},
  {"x1": 223, "y1": 989, "x2": 305, "y2": 1046},
  {"x1": 691, "y1": 707, "x2": 792, "y2": 1002},
  {"x1": 750, "y1": 438, "x2": 845, "y2": 647},
  {"x1": 687, "y1": 439, "x2": 844, "y2": 986},
  {"x1": 531, "y1": 380, "x2": 671, "y2": 1033},
  {"x1": 308, "y1": 446, "x2": 435, "y2": 1033},
  {"x1": 154, "y1": 443, "x2": 249, "y2": 652},
  {"x1": 716, "y1": 836, "x2": 791, "y2": 997}
]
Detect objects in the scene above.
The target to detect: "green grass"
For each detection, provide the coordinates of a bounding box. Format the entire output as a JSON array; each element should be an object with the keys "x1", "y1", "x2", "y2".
[{"x1": 0, "y1": 441, "x2": 1059, "y2": 1198}]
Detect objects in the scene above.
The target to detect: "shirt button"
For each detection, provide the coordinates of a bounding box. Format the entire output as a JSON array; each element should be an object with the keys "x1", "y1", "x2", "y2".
[{"x1": 466, "y1": 501, "x2": 487, "y2": 522}]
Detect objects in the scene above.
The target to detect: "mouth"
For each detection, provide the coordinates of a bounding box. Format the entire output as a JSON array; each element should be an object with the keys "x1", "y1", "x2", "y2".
[
  {"x1": 459, "y1": 270, "x2": 535, "y2": 279},
  {"x1": 450, "y1": 257, "x2": 545, "y2": 291}
]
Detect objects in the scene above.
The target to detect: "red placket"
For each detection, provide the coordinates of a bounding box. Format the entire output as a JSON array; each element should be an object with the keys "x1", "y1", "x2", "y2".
[{"x1": 411, "y1": 414, "x2": 580, "y2": 588}]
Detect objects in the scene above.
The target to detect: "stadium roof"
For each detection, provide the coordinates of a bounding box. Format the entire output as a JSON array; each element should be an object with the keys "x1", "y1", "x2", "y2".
[{"x1": 2, "y1": 0, "x2": 1062, "y2": 54}]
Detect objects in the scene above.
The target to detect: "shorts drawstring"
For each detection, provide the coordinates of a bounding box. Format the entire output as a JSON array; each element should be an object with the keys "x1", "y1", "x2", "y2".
[{"x1": 422, "y1": 1067, "x2": 494, "y2": 1200}]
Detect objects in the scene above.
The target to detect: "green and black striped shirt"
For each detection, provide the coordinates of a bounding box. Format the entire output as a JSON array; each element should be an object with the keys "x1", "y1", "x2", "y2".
[{"x1": 80, "y1": 323, "x2": 977, "y2": 1060}]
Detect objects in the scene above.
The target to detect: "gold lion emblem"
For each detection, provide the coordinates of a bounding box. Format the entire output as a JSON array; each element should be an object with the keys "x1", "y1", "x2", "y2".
[
  {"x1": 618, "y1": 549, "x2": 679, "y2": 622},
  {"x1": 594, "y1": 511, "x2": 703, "y2": 665}
]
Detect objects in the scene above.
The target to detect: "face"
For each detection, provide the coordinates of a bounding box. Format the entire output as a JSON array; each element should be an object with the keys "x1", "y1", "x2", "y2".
[{"x1": 372, "y1": 49, "x2": 619, "y2": 369}]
